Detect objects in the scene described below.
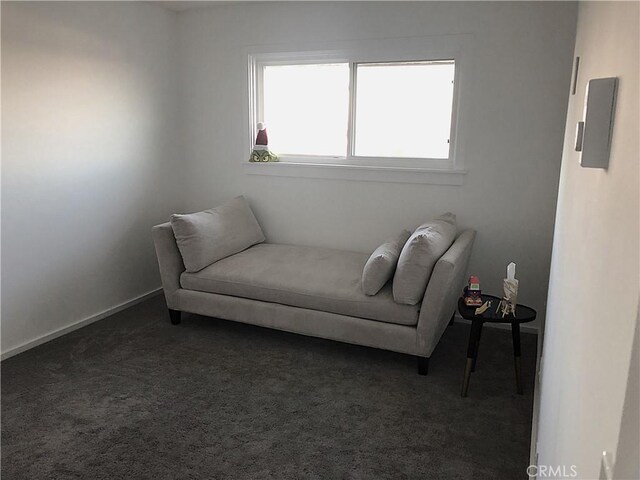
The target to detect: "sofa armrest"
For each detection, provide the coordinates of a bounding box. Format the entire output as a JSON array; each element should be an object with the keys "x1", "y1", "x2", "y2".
[
  {"x1": 416, "y1": 229, "x2": 476, "y2": 356},
  {"x1": 152, "y1": 222, "x2": 185, "y2": 310}
]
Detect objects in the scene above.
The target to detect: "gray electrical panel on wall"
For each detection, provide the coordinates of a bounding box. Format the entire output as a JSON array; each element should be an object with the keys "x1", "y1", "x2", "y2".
[{"x1": 576, "y1": 77, "x2": 618, "y2": 169}]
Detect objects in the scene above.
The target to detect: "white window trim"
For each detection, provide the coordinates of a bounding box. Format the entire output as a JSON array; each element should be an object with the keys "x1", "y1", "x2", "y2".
[
  {"x1": 243, "y1": 35, "x2": 473, "y2": 184},
  {"x1": 242, "y1": 161, "x2": 466, "y2": 185}
]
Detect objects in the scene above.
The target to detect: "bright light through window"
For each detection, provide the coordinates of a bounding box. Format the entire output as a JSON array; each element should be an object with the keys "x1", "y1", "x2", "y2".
[
  {"x1": 354, "y1": 61, "x2": 455, "y2": 159},
  {"x1": 263, "y1": 63, "x2": 349, "y2": 157}
]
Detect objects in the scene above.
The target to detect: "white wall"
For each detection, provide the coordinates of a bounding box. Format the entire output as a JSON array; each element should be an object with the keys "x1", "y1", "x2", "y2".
[
  {"x1": 1, "y1": 2, "x2": 182, "y2": 355},
  {"x1": 1, "y1": 1, "x2": 579, "y2": 357},
  {"x1": 536, "y1": 2, "x2": 639, "y2": 478},
  {"x1": 614, "y1": 307, "x2": 639, "y2": 479},
  {"x1": 176, "y1": 1, "x2": 577, "y2": 329}
]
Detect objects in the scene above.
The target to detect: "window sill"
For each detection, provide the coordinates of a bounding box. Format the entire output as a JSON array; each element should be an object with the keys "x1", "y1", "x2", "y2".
[{"x1": 242, "y1": 161, "x2": 466, "y2": 185}]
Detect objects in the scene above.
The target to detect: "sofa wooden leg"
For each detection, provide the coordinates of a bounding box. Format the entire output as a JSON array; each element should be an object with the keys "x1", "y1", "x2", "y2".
[
  {"x1": 417, "y1": 357, "x2": 430, "y2": 376},
  {"x1": 168, "y1": 309, "x2": 181, "y2": 325}
]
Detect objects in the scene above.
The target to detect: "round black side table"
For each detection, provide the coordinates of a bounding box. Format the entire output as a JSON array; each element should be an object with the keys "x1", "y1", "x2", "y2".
[{"x1": 458, "y1": 294, "x2": 536, "y2": 397}]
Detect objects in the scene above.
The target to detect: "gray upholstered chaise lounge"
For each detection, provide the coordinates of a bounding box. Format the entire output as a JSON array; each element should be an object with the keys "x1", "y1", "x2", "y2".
[{"x1": 153, "y1": 222, "x2": 475, "y2": 375}]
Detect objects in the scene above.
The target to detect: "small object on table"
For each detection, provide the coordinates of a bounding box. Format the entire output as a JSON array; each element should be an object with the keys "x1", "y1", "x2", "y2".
[
  {"x1": 474, "y1": 300, "x2": 491, "y2": 315},
  {"x1": 458, "y1": 294, "x2": 536, "y2": 397},
  {"x1": 496, "y1": 262, "x2": 519, "y2": 318},
  {"x1": 463, "y1": 275, "x2": 483, "y2": 307}
]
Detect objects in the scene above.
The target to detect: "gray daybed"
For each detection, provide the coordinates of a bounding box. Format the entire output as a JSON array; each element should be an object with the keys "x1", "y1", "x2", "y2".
[{"x1": 152, "y1": 204, "x2": 475, "y2": 375}]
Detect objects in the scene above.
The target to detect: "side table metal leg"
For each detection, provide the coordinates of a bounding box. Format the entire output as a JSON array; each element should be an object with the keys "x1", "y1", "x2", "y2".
[
  {"x1": 512, "y1": 321, "x2": 523, "y2": 394},
  {"x1": 472, "y1": 322, "x2": 483, "y2": 372},
  {"x1": 462, "y1": 359, "x2": 473, "y2": 397},
  {"x1": 461, "y1": 320, "x2": 483, "y2": 397}
]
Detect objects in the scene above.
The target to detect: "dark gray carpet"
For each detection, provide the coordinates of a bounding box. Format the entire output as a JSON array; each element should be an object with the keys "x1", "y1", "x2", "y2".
[{"x1": 2, "y1": 295, "x2": 536, "y2": 479}]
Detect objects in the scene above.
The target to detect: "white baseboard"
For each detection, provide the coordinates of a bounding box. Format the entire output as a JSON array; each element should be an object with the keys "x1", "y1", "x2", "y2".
[
  {"x1": 453, "y1": 315, "x2": 539, "y2": 335},
  {"x1": 1, "y1": 288, "x2": 163, "y2": 361},
  {"x1": 1, "y1": 293, "x2": 535, "y2": 361}
]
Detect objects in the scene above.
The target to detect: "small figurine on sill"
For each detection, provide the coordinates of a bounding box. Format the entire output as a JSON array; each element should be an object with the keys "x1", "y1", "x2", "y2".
[
  {"x1": 249, "y1": 122, "x2": 278, "y2": 163},
  {"x1": 463, "y1": 275, "x2": 483, "y2": 307}
]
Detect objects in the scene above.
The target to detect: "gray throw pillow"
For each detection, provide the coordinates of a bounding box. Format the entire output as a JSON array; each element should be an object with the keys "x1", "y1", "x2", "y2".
[
  {"x1": 170, "y1": 196, "x2": 265, "y2": 273},
  {"x1": 392, "y1": 213, "x2": 458, "y2": 305},
  {"x1": 361, "y1": 230, "x2": 411, "y2": 296}
]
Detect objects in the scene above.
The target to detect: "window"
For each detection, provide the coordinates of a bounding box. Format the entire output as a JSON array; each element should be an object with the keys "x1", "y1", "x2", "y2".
[
  {"x1": 263, "y1": 63, "x2": 349, "y2": 157},
  {"x1": 260, "y1": 61, "x2": 455, "y2": 162},
  {"x1": 246, "y1": 36, "x2": 469, "y2": 182},
  {"x1": 353, "y1": 61, "x2": 455, "y2": 159}
]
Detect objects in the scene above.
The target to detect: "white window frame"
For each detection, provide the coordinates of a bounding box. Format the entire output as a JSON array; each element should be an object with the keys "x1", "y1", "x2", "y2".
[{"x1": 244, "y1": 35, "x2": 471, "y2": 185}]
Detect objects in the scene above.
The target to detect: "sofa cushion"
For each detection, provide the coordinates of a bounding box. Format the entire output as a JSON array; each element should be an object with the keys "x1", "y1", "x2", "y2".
[
  {"x1": 180, "y1": 243, "x2": 420, "y2": 326},
  {"x1": 361, "y1": 230, "x2": 411, "y2": 296},
  {"x1": 170, "y1": 196, "x2": 265, "y2": 273},
  {"x1": 393, "y1": 213, "x2": 458, "y2": 305}
]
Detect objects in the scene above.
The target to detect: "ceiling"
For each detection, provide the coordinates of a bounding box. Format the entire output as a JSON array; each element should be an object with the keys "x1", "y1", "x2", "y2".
[{"x1": 155, "y1": 1, "x2": 244, "y2": 12}]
